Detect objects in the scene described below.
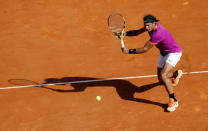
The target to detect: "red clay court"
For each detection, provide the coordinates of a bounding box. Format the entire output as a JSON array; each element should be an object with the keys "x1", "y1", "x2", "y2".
[{"x1": 0, "y1": 0, "x2": 208, "y2": 130}]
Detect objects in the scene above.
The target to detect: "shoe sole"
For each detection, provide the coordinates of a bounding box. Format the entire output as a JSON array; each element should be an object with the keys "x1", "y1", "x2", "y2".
[
  {"x1": 167, "y1": 102, "x2": 179, "y2": 112},
  {"x1": 172, "y1": 70, "x2": 183, "y2": 86}
]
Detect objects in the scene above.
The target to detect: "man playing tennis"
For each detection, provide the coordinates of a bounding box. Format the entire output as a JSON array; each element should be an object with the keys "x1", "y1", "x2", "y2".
[{"x1": 120, "y1": 14, "x2": 182, "y2": 112}]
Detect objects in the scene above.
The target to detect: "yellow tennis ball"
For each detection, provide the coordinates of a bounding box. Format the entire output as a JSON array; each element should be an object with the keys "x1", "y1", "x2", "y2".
[{"x1": 96, "y1": 96, "x2": 101, "y2": 101}]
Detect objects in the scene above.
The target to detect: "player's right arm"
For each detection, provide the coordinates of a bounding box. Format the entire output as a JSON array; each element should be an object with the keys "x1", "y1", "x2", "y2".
[{"x1": 121, "y1": 41, "x2": 154, "y2": 54}]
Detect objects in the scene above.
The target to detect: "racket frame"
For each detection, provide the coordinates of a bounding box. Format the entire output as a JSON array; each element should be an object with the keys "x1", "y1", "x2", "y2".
[{"x1": 108, "y1": 12, "x2": 126, "y2": 48}]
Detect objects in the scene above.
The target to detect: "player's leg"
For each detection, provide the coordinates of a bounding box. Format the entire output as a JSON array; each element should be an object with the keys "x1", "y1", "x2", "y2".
[
  {"x1": 161, "y1": 62, "x2": 175, "y2": 94},
  {"x1": 167, "y1": 52, "x2": 183, "y2": 86},
  {"x1": 171, "y1": 70, "x2": 183, "y2": 86},
  {"x1": 157, "y1": 68, "x2": 163, "y2": 84},
  {"x1": 158, "y1": 53, "x2": 182, "y2": 86},
  {"x1": 164, "y1": 68, "x2": 180, "y2": 78},
  {"x1": 157, "y1": 54, "x2": 172, "y2": 84},
  {"x1": 161, "y1": 52, "x2": 182, "y2": 112},
  {"x1": 157, "y1": 54, "x2": 165, "y2": 84},
  {"x1": 161, "y1": 62, "x2": 179, "y2": 112}
]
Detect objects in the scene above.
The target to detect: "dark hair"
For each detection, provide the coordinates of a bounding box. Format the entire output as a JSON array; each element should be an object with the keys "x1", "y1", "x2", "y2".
[{"x1": 143, "y1": 14, "x2": 159, "y2": 23}]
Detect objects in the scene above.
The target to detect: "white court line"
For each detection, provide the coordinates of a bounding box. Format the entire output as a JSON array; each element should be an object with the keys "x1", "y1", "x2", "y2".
[{"x1": 0, "y1": 70, "x2": 208, "y2": 90}]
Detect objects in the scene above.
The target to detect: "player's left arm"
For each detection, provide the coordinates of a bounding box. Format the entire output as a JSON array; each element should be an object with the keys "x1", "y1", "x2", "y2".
[
  {"x1": 121, "y1": 41, "x2": 155, "y2": 54},
  {"x1": 125, "y1": 27, "x2": 146, "y2": 36}
]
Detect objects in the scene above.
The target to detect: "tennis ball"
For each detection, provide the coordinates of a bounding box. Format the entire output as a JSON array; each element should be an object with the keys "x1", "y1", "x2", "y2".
[{"x1": 96, "y1": 96, "x2": 101, "y2": 101}]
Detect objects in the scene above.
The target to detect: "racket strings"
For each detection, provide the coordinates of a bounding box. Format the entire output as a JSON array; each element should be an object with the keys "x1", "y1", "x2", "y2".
[{"x1": 108, "y1": 14, "x2": 125, "y2": 33}]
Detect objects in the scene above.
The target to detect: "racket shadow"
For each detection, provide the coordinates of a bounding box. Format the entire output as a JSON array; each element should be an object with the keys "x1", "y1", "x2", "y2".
[
  {"x1": 7, "y1": 79, "x2": 63, "y2": 91},
  {"x1": 43, "y1": 77, "x2": 167, "y2": 110}
]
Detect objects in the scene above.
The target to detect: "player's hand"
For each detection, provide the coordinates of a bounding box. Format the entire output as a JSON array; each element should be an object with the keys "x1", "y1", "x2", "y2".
[{"x1": 114, "y1": 32, "x2": 122, "y2": 39}]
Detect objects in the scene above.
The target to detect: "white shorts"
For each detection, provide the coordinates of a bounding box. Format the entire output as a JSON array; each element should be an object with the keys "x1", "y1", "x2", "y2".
[{"x1": 157, "y1": 52, "x2": 182, "y2": 68}]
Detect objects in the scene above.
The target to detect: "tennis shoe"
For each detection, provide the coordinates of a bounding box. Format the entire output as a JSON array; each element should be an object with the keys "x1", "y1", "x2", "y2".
[
  {"x1": 171, "y1": 70, "x2": 183, "y2": 86},
  {"x1": 167, "y1": 98, "x2": 179, "y2": 112}
]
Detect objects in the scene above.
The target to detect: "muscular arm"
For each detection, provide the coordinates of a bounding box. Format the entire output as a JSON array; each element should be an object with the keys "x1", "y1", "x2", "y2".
[
  {"x1": 125, "y1": 27, "x2": 146, "y2": 36},
  {"x1": 122, "y1": 41, "x2": 154, "y2": 54}
]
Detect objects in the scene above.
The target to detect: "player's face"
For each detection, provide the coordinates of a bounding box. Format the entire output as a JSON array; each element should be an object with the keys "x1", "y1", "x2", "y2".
[{"x1": 144, "y1": 23, "x2": 155, "y2": 32}]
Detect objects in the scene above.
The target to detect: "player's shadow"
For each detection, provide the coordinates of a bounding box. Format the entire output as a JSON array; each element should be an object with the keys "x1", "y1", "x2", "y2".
[{"x1": 43, "y1": 77, "x2": 167, "y2": 110}]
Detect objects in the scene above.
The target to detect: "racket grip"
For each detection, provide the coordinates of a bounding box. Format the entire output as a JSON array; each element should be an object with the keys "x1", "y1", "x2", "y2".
[{"x1": 121, "y1": 39, "x2": 125, "y2": 48}]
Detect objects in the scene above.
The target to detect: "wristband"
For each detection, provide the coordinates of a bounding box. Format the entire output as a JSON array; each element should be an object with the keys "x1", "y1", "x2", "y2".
[{"x1": 129, "y1": 49, "x2": 137, "y2": 54}]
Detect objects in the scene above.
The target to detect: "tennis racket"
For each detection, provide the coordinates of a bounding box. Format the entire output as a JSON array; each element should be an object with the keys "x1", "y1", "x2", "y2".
[{"x1": 108, "y1": 12, "x2": 126, "y2": 48}]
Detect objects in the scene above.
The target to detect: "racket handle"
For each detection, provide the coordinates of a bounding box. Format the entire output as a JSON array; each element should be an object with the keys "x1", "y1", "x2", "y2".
[{"x1": 121, "y1": 39, "x2": 125, "y2": 48}]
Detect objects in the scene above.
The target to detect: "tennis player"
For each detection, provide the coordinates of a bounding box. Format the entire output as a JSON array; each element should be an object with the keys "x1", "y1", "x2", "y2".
[{"x1": 120, "y1": 14, "x2": 182, "y2": 112}]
